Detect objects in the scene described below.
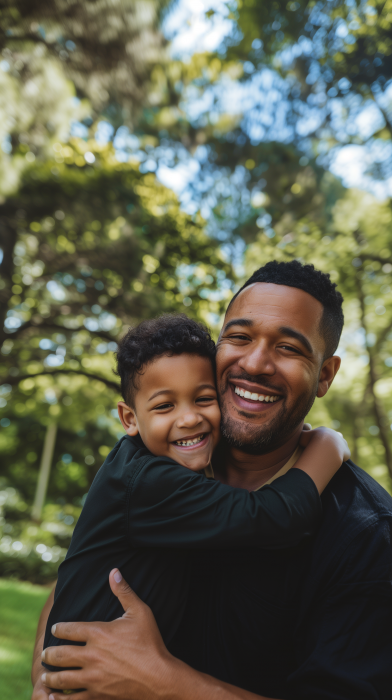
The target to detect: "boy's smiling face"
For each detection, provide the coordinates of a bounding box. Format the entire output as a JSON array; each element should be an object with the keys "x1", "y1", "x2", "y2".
[{"x1": 118, "y1": 353, "x2": 221, "y2": 471}]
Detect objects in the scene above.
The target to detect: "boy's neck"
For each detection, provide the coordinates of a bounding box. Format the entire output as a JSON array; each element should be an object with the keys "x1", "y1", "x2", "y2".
[{"x1": 214, "y1": 423, "x2": 304, "y2": 492}]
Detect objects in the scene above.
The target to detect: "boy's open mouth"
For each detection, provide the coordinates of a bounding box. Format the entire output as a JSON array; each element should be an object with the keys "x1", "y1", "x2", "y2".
[{"x1": 173, "y1": 433, "x2": 208, "y2": 448}]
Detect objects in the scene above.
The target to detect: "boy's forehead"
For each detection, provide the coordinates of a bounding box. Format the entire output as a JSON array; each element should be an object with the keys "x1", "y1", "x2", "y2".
[{"x1": 138, "y1": 353, "x2": 215, "y2": 391}]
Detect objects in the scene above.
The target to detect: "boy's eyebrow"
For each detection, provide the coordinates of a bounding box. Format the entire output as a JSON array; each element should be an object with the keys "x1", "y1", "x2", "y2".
[
  {"x1": 197, "y1": 383, "x2": 217, "y2": 392},
  {"x1": 148, "y1": 383, "x2": 217, "y2": 401},
  {"x1": 148, "y1": 389, "x2": 173, "y2": 401}
]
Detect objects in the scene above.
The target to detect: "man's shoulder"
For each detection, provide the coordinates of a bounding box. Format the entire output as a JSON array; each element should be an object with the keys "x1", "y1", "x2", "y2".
[
  {"x1": 316, "y1": 459, "x2": 392, "y2": 554},
  {"x1": 325, "y1": 459, "x2": 392, "y2": 516}
]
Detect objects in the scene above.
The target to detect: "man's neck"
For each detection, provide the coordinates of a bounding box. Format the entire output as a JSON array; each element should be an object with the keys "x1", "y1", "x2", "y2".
[{"x1": 215, "y1": 423, "x2": 304, "y2": 491}]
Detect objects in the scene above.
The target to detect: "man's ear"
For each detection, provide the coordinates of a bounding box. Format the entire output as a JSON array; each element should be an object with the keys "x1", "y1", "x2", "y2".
[
  {"x1": 317, "y1": 356, "x2": 341, "y2": 398},
  {"x1": 117, "y1": 401, "x2": 139, "y2": 436}
]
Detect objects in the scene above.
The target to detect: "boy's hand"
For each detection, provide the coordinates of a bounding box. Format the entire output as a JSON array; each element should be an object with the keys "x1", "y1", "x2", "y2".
[{"x1": 299, "y1": 426, "x2": 351, "y2": 463}]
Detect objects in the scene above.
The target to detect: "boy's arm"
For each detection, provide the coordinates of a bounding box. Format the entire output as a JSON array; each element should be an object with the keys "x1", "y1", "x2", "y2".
[
  {"x1": 295, "y1": 426, "x2": 350, "y2": 493},
  {"x1": 129, "y1": 461, "x2": 320, "y2": 551},
  {"x1": 31, "y1": 584, "x2": 55, "y2": 698},
  {"x1": 128, "y1": 428, "x2": 348, "y2": 551}
]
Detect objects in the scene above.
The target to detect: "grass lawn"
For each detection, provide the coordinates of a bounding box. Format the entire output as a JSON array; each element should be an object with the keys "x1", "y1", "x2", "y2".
[{"x1": 0, "y1": 578, "x2": 50, "y2": 700}]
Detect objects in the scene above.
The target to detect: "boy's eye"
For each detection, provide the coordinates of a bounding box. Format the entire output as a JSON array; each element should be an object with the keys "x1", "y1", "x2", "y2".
[
  {"x1": 196, "y1": 396, "x2": 216, "y2": 404},
  {"x1": 154, "y1": 402, "x2": 173, "y2": 411}
]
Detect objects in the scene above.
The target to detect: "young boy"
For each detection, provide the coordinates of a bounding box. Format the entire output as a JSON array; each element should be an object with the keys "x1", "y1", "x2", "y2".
[{"x1": 43, "y1": 314, "x2": 349, "y2": 674}]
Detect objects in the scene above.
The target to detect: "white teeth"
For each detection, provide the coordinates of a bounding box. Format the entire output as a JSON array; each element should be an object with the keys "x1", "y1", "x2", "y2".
[
  {"x1": 175, "y1": 434, "x2": 205, "y2": 447},
  {"x1": 234, "y1": 386, "x2": 279, "y2": 403}
]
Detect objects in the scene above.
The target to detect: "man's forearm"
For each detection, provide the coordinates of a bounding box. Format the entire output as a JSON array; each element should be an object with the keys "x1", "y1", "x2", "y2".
[
  {"x1": 163, "y1": 655, "x2": 280, "y2": 700},
  {"x1": 31, "y1": 584, "x2": 55, "y2": 686}
]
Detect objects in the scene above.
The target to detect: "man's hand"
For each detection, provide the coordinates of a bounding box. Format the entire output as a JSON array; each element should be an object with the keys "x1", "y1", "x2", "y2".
[
  {"x1": 31, "y1": 584, "x2": 55, "y2": 700},
  {"x1": 31, "y1": 675, "x2": 51, "y2": 700},
  {"x1": 41, "y1": 569, "x2": 176, "y2": 700},
  {"x1": 42, "y1": 570, "x2": 278, "y2": 700}
]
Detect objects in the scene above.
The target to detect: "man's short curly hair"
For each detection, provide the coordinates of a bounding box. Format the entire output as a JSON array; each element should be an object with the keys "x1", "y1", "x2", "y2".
[
  {"x1": 227, "y1": 260, "x2": 344, "y2": 359},
  {"x1": 115, "y1": 314, "x2": 216, "y2": 406}
]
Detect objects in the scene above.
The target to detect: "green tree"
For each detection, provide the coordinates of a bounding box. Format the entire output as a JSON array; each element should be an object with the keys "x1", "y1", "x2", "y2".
[
  {"x1": 0, "y1": 0, "x2": 168, "y2": 115},
  {"x1": 0, "y1": 136, "x2": 232, "y2": 506},
  {"x1": 244, "y1": 185, "x2": 392, "y2": 489}
]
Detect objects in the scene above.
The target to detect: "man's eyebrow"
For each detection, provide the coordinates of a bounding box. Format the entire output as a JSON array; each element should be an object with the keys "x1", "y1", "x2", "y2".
[
  {"x1": 279, "y1": 326, "x2": 313, "y2": 354},
  {"x1": 222, "y1": 318, "x2": 254, "y2": 333}
]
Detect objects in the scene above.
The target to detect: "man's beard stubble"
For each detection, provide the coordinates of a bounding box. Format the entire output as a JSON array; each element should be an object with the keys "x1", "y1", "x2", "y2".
[{"x1": 219, "y1": 375, "x2": 317, "y2": 456}]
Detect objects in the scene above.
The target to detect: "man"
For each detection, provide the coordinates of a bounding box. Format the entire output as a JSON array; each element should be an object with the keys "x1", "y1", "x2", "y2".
[{"x1": 33, "y1": 261, "x2": 392, "y2": 700}]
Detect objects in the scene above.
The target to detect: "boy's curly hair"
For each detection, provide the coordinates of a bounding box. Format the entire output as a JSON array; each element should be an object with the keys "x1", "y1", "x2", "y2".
[{"x1": 115, "y1": 314, "x2": 216, "y2": 406}]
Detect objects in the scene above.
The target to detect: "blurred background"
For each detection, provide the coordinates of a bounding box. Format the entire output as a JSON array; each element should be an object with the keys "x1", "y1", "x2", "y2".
[{"x1": 1, "y1": 0, "x2": 392, "y2": 696}]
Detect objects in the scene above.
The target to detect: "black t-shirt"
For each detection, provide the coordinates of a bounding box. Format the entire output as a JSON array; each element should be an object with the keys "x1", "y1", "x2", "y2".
[
  {"x1": 171, "y1": 460, "x2": 392, "y2": 699},
  {"x1": 44, "y1": 434, "x2": 320, "y2": 660},
  {"x1": 44, "y1": 436, "x2": 392, "y2": 699}
]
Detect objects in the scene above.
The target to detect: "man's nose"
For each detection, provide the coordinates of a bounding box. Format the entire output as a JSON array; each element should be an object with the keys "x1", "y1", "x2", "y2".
[
  {"x1": 238, "y1": 341, "x2": 275, "y2": 376},
  {"x1": 176, "y1": 410, "x2": 203, "y2": 429}
]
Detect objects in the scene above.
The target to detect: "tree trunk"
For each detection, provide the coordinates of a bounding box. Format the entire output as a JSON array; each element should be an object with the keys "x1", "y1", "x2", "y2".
[
  {"x1": 0, "y1": 216, "x2": 17, "y2": 347},
  {"x1": 357, "y1": 275, "x2": 392, "y2": 480},
  {"x1": 32, "y1": 422, "x2": 57, "y2": 521}
]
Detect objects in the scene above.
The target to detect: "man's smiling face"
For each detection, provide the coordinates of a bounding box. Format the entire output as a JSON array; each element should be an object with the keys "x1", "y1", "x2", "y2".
[{"x1": 216, "y1": 282, "x2": 340, "y2": 455}]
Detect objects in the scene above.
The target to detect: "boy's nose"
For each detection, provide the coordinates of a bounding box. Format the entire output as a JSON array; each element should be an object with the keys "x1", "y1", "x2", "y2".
[{"x1": 176, "y1": 410, "x2": 202, "y2": 429}]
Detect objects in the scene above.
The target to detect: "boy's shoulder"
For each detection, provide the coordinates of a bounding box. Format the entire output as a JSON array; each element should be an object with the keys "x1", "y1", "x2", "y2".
[
  {"x1": 108, "y1": 434, "x2": 150, "y2": 466},
  {"x1": 89, "y1": 434, "x2": 152, "y2": 491}
]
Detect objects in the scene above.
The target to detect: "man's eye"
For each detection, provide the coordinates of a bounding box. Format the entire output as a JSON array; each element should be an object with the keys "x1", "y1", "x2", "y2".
[
  {"x1": 229, "y1": 334, "x2": 249, "y2": 341},
  {"x1": 280, "y1": 344, "x2": 301, "y2": 354}
]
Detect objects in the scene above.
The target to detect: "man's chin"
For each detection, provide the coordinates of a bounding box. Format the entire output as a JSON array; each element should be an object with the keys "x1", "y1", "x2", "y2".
[
  {"x1": 220, "y1": 415, "x2": 286, "y2": 455},
  {"x1": 220, "y1": 390, "x2": 316, "y2": 456}
]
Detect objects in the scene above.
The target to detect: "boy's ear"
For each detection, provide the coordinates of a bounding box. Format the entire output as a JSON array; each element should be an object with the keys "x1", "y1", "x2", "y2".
[{"x1": 117, "y1": 401, "x2": 139, "y2": 436}]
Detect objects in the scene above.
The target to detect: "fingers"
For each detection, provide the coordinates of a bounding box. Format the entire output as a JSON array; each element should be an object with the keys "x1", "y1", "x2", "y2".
[
  {"x1": 51, "y1": 621, "x2": 92, "y2": 643},
  {"x1": 48, "y1": 693, "x2": 86, "y2": 700},
  {"x1": 48, "y1": 694, "x2": 86, "y2": 700},
  {"x1": 343, "y1": 441, "x2": 351, "y2": 461},
  {"x1": 109, "y1": 568, "x2": 144, "y2": 616},
  {"x1": 31, "y1": 684, "x2": 51, "y2": 700},
  {"x1": 42, "y1": 670, "x2": 83, "y2": 692},
  {"x1": 42, "y1": 644, "x2": 85, "y2": 669},
  {"x1": 303, "y1": 422, "x2": 312, "y2": 430}
]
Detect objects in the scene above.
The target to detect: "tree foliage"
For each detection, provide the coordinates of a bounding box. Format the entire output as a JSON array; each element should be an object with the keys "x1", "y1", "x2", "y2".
[
  {"x1": 2, "y1": 0, "x2": 392, "y2": 581},
  {"x1": 0, "y1": 0, "x2": 168, "y2": 115},
  {"x1": 244, "y1": 185, "x2": 392, "y2": 488},
  {"x1": 0, "y1": 135, "x2": 232, "y2": 504}
]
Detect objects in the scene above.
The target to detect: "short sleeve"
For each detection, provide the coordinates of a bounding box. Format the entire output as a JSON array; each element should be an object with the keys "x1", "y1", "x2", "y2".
[{"x1": 287, "y1": 517, "x2": 392, "y2": 699}]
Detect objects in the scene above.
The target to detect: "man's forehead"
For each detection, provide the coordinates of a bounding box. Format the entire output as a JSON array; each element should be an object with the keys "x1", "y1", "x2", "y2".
[{"x1": 224, "y1": 282, "x2": 324, "y2": 327}]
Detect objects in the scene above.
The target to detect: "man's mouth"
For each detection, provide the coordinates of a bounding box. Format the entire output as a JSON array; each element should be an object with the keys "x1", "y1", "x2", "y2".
[
  {"x1": 173, "y1": 433, "x2": 208, "y2": 448},
  {"x1": 228, "y1": 381, "x2": 283, "y2": 413},
  {"x1": 233, "y1": 386, "x2": 280, "y2": 403}
]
